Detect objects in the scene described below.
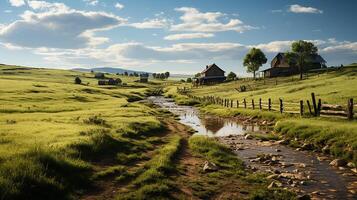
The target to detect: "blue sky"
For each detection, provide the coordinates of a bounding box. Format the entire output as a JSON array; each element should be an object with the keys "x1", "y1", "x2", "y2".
[{"x1": 0, "y1": 0, "x2": 356, "y2": 75}]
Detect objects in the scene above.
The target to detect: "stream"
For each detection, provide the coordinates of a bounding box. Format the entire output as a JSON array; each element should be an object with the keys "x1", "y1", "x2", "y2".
[{"x1": 149, "y1": 96, "x2": 357, "y2": 200}]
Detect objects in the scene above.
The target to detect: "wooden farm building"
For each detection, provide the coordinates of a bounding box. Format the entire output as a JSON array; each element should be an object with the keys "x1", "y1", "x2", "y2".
[
  {"x1": 98, "y1": 78, "x2": 121, "y2": 85},
  {"x1": 94, "y1": 72, "x2": 105, "y2": 79},
  {"x1": 194, "y1": 63, "x2": 226, "y2": 85},
  {"x1": 262, "y1": 53, "x2": 326, "y2": 78}
]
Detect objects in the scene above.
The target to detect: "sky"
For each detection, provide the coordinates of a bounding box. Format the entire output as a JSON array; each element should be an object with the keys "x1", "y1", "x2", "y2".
[{"x1": 0, "y1": 0, "x2": 356, "y2": 75}]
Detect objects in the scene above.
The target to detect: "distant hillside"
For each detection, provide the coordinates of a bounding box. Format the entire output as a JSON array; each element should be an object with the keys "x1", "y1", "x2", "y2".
[{"x1": 72, "y1": 67, "x2": 149, "y2": 75}]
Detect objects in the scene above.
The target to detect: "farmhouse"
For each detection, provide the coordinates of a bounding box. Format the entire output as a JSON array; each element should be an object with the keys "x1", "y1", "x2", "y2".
[
  {"x1": 194, "y1": 63, "x2": 226, "y2": 85},
  {"x1": 262, "y1": 53, "x2": 327, "y2": 78}
]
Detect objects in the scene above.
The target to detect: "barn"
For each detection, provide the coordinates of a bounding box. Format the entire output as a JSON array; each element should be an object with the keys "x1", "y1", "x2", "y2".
[
  {"x1": 194, "y1": 63, "x2": 226, "y2": 85},
  {"x1": 262, "y1": 53, "x2": 326, "y2": 78}
]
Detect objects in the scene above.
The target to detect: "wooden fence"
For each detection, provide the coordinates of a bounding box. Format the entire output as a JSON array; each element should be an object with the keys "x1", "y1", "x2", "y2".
[{"x1": 178, "y1": 88, "x2": 355, "y2": 120}]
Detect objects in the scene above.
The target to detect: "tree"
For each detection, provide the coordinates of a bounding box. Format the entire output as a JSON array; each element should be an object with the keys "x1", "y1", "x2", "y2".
[
  {"x1": 74, "y1": 77, "x2": 82, "y2": 84},
  {"x1": 133, "y1": 72, "x2": 139, "y2": 77},
  {"x1": 115, "y1": 78, "x2": 122, "y2": 85},
  {"x1": 286, "y1": 40, "x2": 318, "y2": 80},
  {"x1": 124, "y1": 71, "x2": 128, "y2": 76},
  {"x1": 164, "y1": 71, "x2": 170, "y2": 79},
  {"x1": 160, "y1": 73, "x2": 165, "y2": 79},
  {"x1": 227, "y1": 72, "x2": 237, "y2": 81},
  {"x1": 152, "y1": 73, "x2": 157, "y2": 79},
  {"x1": 243, "y1": 48, "x2": 267, "y2": 79},
  {"x1": 186, "y1": 77, "x2": 192, "y2": 83},
  {"x1": 194, "y1": 73, "x2": 201, "y2": 78}
]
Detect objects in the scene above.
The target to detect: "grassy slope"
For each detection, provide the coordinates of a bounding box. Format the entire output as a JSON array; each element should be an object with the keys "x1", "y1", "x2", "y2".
[
  {"x1": 171, "y1": 65, "x2": 357, "y2": 164},
  {"x1": 0, "y1": 65, "x2": 166, "y2": 199},
  {"x1": 191, "y1": 66, "x2": 357, "y2": 106}
]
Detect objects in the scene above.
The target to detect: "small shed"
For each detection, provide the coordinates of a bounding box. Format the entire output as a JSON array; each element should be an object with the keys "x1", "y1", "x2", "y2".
[
  {"x1": 98, "y1": 78, "x2": 121, "y2": 85},
  {"x1": 139, "y1": 73, "x2": 149, "y2": 83},
  {"x1": 194, "y1": 63, "x2": 226, "y2": 85},
  {"x1": 94, "y1": 72, "x2": 105, "y2": 79}
]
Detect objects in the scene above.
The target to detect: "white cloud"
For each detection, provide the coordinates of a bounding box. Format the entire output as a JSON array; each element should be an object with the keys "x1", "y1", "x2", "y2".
[
  {"x1": 271, "y1": 9, "x2": 282, "y2": 13},
  {"x1": 9, "y1": 0, "x2": 25, "y2": 7},
  {"x1": 164, "y1": 33, "x2": 214, "y2": 40},
  {"x1": 27, "y1": 0, "x2": 70, "y2": 12},
  {"x1": 251, "y1": 41, "x2": 293, "y2": 52},
  {"x1": 115, "y1": 2, "x2": 124, "y2": 10},
  {"x1": 0, "y1": 4, "x2": 126, "y2": 49},
  {"x1": 322, "y1": 42, "x2": 357, "y2": 53},
  {"x1": 288, "y1": 4, "x2": 323, "y2": 14},
  {"x1": 83, "y1": 0, "x2": 99, "y2": 6},
  {"x1": 170, "y1": 7, "x2": 256, "y2": 33},
  {"x1": 130, "y1": 18, "x2": 170, "y2": 29},
  {"x1": 4, "y1": 10, "x2": 13, "y2": 13}
]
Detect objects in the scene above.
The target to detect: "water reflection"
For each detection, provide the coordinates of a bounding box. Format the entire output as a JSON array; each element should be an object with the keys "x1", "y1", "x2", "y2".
[{"x1": 149, "y1": 96, "x2": 261, "y2": 137}]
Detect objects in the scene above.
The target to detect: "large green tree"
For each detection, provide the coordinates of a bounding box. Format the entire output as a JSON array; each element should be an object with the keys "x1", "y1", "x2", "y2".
[
  {"x1": 286, "y1": 40, "x2": 318, "y2": 80},
  {"x1": 243, "y1": 48, "x2": 267, "y2": 79}
]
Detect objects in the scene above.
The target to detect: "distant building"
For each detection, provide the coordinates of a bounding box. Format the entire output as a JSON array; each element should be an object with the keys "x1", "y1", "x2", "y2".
[
  {"x1": 94, "y1": 72, "x2": 105, "y2": 79},
  {"x1": 262, "y1": 53, "x2": 326, "y2": 78},
  {"x1": 98, "y1": 78, "x2": 121, "y2": 85},
  {"x1": 194, "y1": 63, "x2": 226, "y2": 85},
  {"x1": 139, "y1": 73, "x2": 149, "y2": 83}
]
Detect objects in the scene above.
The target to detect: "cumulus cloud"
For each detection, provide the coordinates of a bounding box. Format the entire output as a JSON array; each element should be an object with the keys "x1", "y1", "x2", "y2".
[
  {"x1": 164, "y1": 33, "x2": 214, "y2": 40},
  {"x1": 83, "y1": 0, "x2": 99, "y2": 6},
  {"x1": 115, "y1": 2, "x2": 124, "y2": 10},
  {"x1": 0, "y1": 3, "x2": 126, "y2": 49},
  {"x1": 130, "y1": 18, "x2": 170, "y2": 29},
  {"x1": 9, "y1": 0, "x2": 25, "y2": 7},
  {"x1": 170, "y1": 7, "x2": 256, "y2": 33},
  {"x1": 288, "y1": 4, "x2": 323, "y2": 14}
]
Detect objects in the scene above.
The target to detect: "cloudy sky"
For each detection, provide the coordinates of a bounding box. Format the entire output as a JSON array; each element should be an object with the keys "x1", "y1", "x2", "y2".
[{"x1": 0, "y1": 0, "x2": 356, "y2": 75}]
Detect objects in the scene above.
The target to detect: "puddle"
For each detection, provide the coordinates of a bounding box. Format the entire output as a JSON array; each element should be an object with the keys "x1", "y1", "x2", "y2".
[{"x1": 150, "y1": 96, "x2": 357, "y2": 200}]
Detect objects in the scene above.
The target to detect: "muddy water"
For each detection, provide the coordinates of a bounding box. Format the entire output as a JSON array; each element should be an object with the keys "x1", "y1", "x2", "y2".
[{"x1": 149, "y1": 96, "x2": 357, "y2": 200}]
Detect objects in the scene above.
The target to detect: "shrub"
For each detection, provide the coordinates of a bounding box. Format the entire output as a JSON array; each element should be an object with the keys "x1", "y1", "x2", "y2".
[{"x1": 74, "y1": 77, "x2": 82, "y2": 84}]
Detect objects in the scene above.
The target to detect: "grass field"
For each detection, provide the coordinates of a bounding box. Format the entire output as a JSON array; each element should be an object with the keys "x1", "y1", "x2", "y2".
[{"x1": 0, "y1": 64, "x2": 290, "y2": 200}]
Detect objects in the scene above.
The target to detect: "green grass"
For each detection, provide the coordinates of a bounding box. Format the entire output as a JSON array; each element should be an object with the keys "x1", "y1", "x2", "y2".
[
  {"x1": 118, "y1": 135, "x2": 182, "y2": 200},
  {"x1": 275, "y1": 118, "x2": 357, "y2": 164},
  {"x1": 0, "y1": 64, "x2": 166, "y2": 199}
]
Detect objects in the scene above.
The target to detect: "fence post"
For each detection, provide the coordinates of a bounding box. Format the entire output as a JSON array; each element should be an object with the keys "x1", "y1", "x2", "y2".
[
  {"x1": 252, "y1": 99, "x2": 255, "y2": 110},
  {"x1": 231, "y1": 100, "x2": 233, "y2": 108},
  {"x1": 317, "y1": 99, "x2": 321, "y2": 116},
  {"x1": 311, "y1": 92, "x2": 317, "y2": 116},
  {"x1": 244, "y1": 99, "x2": 247, "y2": 108},
  {"x1": 268, "y1": 98, "x2": 271, "y2": 111},
  {"x1": 237, "y1": 100, "x2": 239, "y2": 108},
  {"x1": 259, "y1": 98, "x2": 262, "y2": 110},
  {"x1": 300, "y1": 100, "x2": 304, "y2": 116},
  {"x1": 347, "y1": 98, "x2": 354, "y2": 120},
  {"x1": 279, "y1": 98, "x2": 283, "y2": 113}
]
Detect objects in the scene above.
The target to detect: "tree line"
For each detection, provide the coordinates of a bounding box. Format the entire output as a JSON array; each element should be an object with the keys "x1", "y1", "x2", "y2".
[{"x1": 152, "y1": 72, "x2": 170, "y2": 79}]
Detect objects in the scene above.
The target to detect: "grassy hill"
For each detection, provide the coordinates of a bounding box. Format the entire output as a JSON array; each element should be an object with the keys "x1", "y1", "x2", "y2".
[{"x1": 190, "y1": 65, "x2": 357, "y2": 106}]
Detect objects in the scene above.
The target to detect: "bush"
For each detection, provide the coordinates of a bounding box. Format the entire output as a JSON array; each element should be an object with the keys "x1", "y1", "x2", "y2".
[{"x1": 74, "y1": 77, "x2": 82, "y2": 84}]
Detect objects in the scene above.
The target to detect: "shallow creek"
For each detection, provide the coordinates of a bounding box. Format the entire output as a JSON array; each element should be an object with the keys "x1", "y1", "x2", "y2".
[{"x1": 149, "y1": 96, "x2": 357, "y2": 200}]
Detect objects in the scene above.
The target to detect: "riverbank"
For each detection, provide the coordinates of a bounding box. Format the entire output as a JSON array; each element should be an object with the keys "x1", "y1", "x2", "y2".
[
  {"x1": 150, "y1": 96, "x2": 357, "y2": 199},
  {"x1": 165, "y1": 85, "x2": 357, "y2": 167}
]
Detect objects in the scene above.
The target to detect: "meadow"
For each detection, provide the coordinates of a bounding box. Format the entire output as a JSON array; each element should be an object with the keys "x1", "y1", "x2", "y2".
[{"x1": 0, "y1": 64, "x2": 284, "y2": 200}]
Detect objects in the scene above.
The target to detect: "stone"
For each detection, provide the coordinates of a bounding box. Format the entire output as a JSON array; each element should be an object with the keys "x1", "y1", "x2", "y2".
[
  {"x1": 203, "y1": 161, "x2": 218, "y2": 172},
  {"x1": 322, "y1": 145, "x2": 330, "y2": 153},
  {"x1": 301, "y1": 143, "x2": 314, "y2": 150},
  {"x1": 317, "y1": 156, "x2": 328, "y2": 161},
  {"x1": 275, "y1": 148, "x2": 281, "y2": 152},
  {"x1": 276, "y1": 139, "x2": 289, "y2": 145},
  {"x1": 267, "y1": 174, "x2": 278, "y2": 179},
  {"x1": 267, "y1": 181, "x2": 282, "y2": 189},
  {"x1": 351, "y1": 168, "x2": 357, "y2": 173},
  {"x1": 329, "y1": 159, "x2": 347, "y2": 167},
  {"x1": 347, "y1": 162, "x2": 356, "y2": 168},
  {"x1": 297, "y1": 194, "x2": 311, "y2": 200},
  {"x1": 296, "y1": 163, "x2": 307, "y2": 168},
  {"x1": 244, "y1": 134, "x2": 253, "y2": 140}
]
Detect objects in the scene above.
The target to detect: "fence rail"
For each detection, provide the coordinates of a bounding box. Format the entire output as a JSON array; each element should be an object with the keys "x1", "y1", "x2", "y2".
[{"x1": 179, "y1": 87, "x2": 355, "y2": 120}]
